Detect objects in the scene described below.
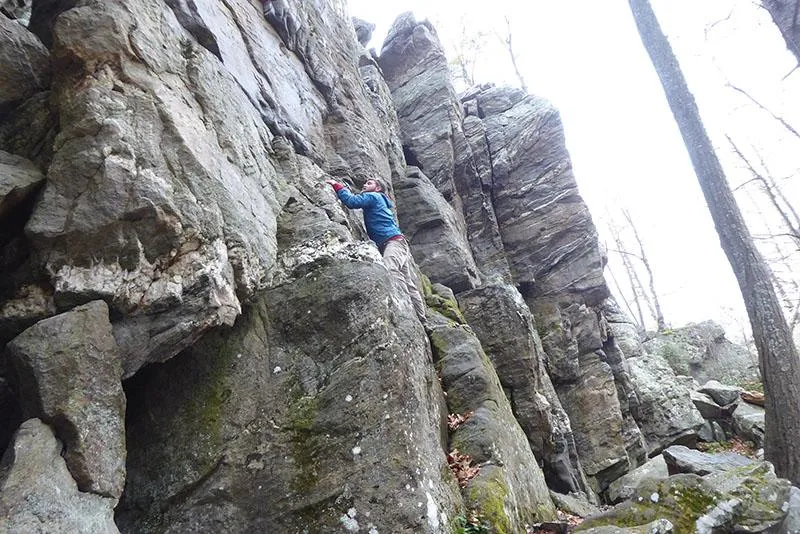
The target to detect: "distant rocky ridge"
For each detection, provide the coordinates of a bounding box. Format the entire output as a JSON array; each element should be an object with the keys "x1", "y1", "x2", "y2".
[{"x1": 0, "y1": 1, "x2": 787, "y2": 532}]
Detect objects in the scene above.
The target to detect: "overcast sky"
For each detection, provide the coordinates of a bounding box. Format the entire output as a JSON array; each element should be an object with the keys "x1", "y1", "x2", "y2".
[{"x1": 348, "y1": 0, "x2": 800, "y2": 338}]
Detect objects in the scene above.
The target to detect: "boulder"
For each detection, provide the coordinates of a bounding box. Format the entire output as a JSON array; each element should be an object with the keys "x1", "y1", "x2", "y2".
[
  {"x1": 691, "y1": 390, "x2": 733, "y2": 420},
  {"x1": 578, "y1": 463, "x2": 790, "y2": 533},
  {"x1": 628, "y1": 352, "x2": 705, "y2": 455},
  {"x1": 643, "y1": 322, "x2": 758, "y2": 385},
  {"x1": 605, "y1": 455, "x2": 669, "y2": 505},
  {"x1": 662, "y1": 445, "x2": 753, "y2": 476},
  {"x1": 732, "y1": 401, "x2": 765, "y2": 448},
  {"x1": 0, "y1": 419, "x2": 118, "y2": 533},
  {"x1": 549, "y1": 491, "x2": 600, "y2": 518},
  {"x1": 6, "y1": 300, "x2": 126, "y2": 498},
  {"x1": 118, "y1": 260, "x2": 464, "y2": 533},
  {"x1": 697, "y1": 380, "x2": 742, "y2": 407},
  {"x1": 578, "y1": 519, "x2": 674, "y2": 534},
  {"x1": 0, "y1": 14, "x2": 50, "y2": 110}
]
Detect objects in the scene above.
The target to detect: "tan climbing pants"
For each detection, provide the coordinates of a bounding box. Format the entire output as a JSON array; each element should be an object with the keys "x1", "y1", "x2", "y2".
[{"x1": 382, "y1": 238, "x2": 426, "y2": 320}]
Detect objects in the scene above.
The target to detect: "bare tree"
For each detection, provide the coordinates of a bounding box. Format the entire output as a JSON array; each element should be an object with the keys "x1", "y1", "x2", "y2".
[
  {"x1": 727, "y1": 135, "x2": 800, "y2": 247},
  {"x1": 727, "y1": 83, "x2": 800, "y2": 141},
  {"x1": 499, "y1": 16, "x2": 528, "y2": 93},
  {"x1": 607, "y1": 218, "x2": 649, "y2": 330},
  {"x1": 447, "y1": 20, "x2": 487, "y2": 88},
  {"x1": 621, "y1": 208, "x2": 667, "y2": 330},
  {"x1": 629, "y1": 0, "x2": 800, "y2": 484}
]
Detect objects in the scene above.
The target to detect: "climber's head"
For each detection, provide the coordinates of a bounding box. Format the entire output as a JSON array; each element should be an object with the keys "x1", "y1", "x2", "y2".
[{"x1": 361, "y1": 179, "x2": 383, "y2": 193}]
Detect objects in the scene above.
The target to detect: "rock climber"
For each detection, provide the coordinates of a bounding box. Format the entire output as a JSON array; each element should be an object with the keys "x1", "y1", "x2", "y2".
[{"x1": 324, "y1": 177, "x2": 427, "y2": 322}]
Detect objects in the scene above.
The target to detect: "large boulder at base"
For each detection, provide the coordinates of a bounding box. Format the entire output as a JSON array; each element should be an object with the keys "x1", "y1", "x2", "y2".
[
  {"x1": 732, "y1": 401, "x2": 765, "y2": 448},
  {"x1": 662, "y1": 445, "x2": 754, "y2": 476},
  {"x1": 627, "y1": 352, "x2": 705, "y2": 455},
  {"x1": 0, "y1": 419, "x2": 118, "y2": 533},
  {"x1": 643, "y1": 322, "x2": 759, "y2": 385},
  {"x1": 118, "y1": 259, "x2": 464, "y2": 533},
  {"x1": 578, "y1": 462, "x2": 790, "y2": 533},
  {"x1": 5, "y1": 300, "x2": 126, "y2": 498},
  {"x1": 605, "y1": 455, "x2": 669, "y2": 505}
]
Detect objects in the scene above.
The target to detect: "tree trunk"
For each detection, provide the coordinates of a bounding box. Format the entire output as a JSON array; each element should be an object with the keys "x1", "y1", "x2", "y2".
[
  {"x1": 629, "y1": 0, "x2": 800, "y2": 484},
  {"x1": 761, "y1": 0, "x2": 800, "y2": 65}
]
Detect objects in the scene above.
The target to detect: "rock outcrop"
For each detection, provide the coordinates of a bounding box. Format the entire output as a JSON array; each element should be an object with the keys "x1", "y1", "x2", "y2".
[
  {"x1": 0, "y1": 1, "x2": 780, "y2": 531},
  {"x1": 643, "y1": 321, "x2": 759, "y2": 385}
]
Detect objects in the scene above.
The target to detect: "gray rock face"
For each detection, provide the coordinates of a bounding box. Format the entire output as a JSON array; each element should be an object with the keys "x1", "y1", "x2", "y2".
[
  {"x1": 662, "y1": 445, "x2": 754, "y2": 476},
  {"x1": 732, "y1": 401, "x2": 765, "y2": 448},
  {"x1": 602, "y1": 299, "x2": 643, "y2": 359},
  {"x1": 0, "y1": 284, "x2": 56, "y2": 346},
  {"x1": 6, "y1": 300, "x2": 126, "y2": 498},
  {"x1": 351, "y1": 16, "x2": 375, "y2": 46},
  {"x1": 458, "y1": 284, "x2": 590, "y2": 496},
  {"x1": 468, "y1": 87, "x2": 607, "y2": 302},
  {"x1": 0, "y1": 14, "x2": 49, "y2": 110},
  {"x1": 643, "y1": 321, "x2": 759, "y2": 385},
  {"x1": 558, "y1": 351, "x2": 630, "y2": 493},
  {"x1": 0, "y1": 419, "x2": 119, "y2": 534},
  {"x1": 395, "y1": 166, "x2": 480, "y2": 292},
  {"x1": 1, "y1": 0, "x2": 31, "y2": 22},
  {"x1": 605, "y1": 455, "x2": 668, "y2": 504},
  {"x1": 378, "y1": 14, "x2": 483, "y2": 286},
  {"x1": 779, "y1": 485, "x2": 800, "y2": 534},
  {"x1": 0, "y1": 151, "x2": 50, "y2": 345},
  {"x1": 429, "y1": 317, "x2": 557, "y2": 530},
  {"x1": 119, "y1": 260, "x2": 463, "y2": 533},
  {"x1": 459, "y1": 113, "x2": 514, "y2": 283},
  {"x1": 0, "y1": 90, "x2": 57, "y2": 168},
  {"x1": 628, "y1": 352, "x2": 705, "y2": 455},
  {"x1": 0, "y1": 149, "x2": 44, "y2": 220}
]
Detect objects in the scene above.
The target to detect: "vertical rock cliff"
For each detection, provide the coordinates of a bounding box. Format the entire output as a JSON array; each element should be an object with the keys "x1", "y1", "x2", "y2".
[{"x1": 0, "y1": 1, "x2": 710, "y2": 532}]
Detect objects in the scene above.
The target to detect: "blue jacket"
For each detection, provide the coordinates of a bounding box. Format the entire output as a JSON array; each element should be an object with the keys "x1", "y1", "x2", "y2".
[{"x1": 335, "y1": 188, "x2": 402, "y2": 248}]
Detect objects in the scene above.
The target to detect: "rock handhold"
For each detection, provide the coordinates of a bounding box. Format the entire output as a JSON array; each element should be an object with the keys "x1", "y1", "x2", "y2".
[
  {"x1": 6, "y1": 300, "x2": 126, "y2": 499},
  {"x1": 0, "y1": 418, "x2": 119, "y2": 533}
]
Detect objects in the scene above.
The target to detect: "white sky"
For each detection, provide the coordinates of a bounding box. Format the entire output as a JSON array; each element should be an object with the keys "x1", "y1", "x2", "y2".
[{"x1": 347, "y1": 0, "x2": 800, "y2": 339}]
